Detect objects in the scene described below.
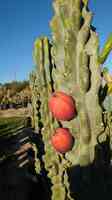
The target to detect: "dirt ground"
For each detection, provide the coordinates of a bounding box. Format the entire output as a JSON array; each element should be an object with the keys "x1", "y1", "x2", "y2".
[{"x1": 0, "y1": 108, "x2": 31, "y2": 118}]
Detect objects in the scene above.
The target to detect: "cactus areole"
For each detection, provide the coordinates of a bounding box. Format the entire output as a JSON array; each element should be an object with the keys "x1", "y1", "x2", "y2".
[
  {"x1": 48, "y1": 91, "x2": 77, "y2": 121},
  {"x1": 51, "y1": 128, "x2": 74, "y2": 153}
]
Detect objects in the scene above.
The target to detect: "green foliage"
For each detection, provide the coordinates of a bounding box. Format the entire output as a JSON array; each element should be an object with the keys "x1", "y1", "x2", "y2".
[
  {"x1": 103, "y1": 67, "x2": 109, "y2": 74},
  {"x1": 3, "y1": 80, "x2": 29, "y2": 94},
  {"x1": 103, "y1": 95, "x2": 112, "y2": 112},
  {"x1": 99, "y1": 33, "x2": 112, "y2": 64}
]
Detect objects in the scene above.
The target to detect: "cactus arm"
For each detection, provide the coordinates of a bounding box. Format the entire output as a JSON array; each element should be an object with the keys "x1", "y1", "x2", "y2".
[
  {"x1": 31, "y1": 37, "x2": 73, "y2": 199},
  {"x1": 85, "y1": 30, "x2": 104, "y2": 160}
]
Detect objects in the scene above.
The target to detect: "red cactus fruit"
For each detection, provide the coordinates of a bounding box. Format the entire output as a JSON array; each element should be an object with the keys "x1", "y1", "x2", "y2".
[
  {"x1": 48, "y1": 91, "x2": 76, "y2": 121},
  {"x1": 51, "y1": 128, "x2": 74, "y2": 153}
]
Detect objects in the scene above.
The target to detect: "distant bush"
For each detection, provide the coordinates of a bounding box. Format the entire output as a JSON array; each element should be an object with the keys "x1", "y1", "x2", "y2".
[
  {"x1": 3, "y1": 80, "x2": 29, "y2": 96},
  {"x1": 0, "y1": 80, "x2": 31, "y2": 109}
]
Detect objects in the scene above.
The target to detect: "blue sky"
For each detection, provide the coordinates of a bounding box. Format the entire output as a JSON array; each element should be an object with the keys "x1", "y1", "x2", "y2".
[{"x1": 0, "y1": 0, "x2": 112, "y2": 83}]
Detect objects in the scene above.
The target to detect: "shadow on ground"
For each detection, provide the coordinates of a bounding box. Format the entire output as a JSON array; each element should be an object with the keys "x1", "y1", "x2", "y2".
[
  {"x1": 68, "y1": 135, "x2": 112, "y2": 200},
  {"x1": 0, "y1": 128, "x2": 49, "y2": 200},
  {"x1": 1, "y1": 127, "x2": 112, "y2": 200}
]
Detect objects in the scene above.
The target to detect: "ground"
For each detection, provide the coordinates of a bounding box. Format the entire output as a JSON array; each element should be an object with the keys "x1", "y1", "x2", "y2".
[{"x1": 0, "y1": 108, "x2": 34, "y2": 167}]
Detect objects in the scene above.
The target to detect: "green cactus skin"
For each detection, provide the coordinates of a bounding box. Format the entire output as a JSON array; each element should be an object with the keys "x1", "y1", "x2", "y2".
[
  {"x1": 29, "y1": 0, "x2": 112, "y2": 199},
  {"x1": 50, "y1": 0, "x2": 103, "y2": 166}
]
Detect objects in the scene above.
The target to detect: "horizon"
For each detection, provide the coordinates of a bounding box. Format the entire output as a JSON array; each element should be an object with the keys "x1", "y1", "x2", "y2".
[{"x1": 0, "y1": 0, "x2": 112, "y2": 84}]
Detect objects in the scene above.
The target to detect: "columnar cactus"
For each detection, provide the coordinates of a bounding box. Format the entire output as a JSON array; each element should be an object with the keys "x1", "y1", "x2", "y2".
[{"x1": 30, "y1": 0, "x2": 112, "y2": 199}]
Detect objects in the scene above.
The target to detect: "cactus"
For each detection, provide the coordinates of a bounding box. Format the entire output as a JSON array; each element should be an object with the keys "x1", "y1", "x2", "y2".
[{"x1": 29, "y1": 0, "x2": 112, "y2": 199}]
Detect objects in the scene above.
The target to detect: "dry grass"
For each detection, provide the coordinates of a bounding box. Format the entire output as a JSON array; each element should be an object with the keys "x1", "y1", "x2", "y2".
[{"x1": 0, "y1": 108, "x2": 30, "y2": 118}]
